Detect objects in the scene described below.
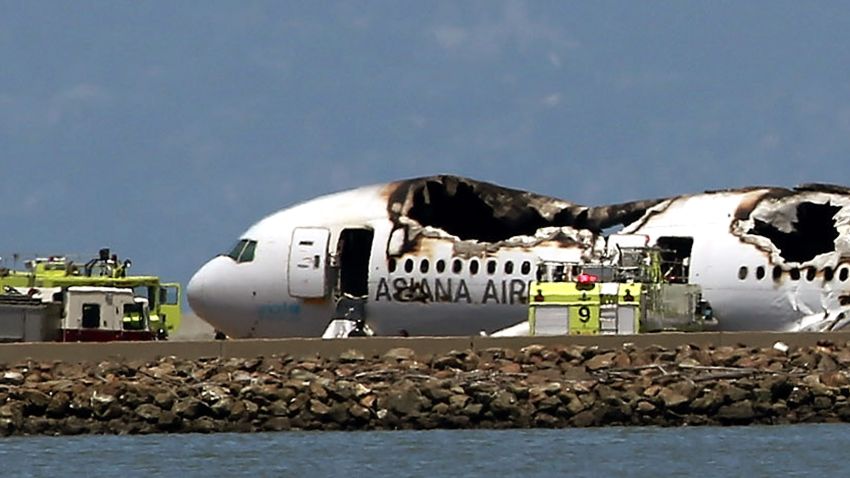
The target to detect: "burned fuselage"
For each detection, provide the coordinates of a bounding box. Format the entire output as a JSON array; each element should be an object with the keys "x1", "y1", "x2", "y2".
[
  {"x1": 377, "y1": 176, "x2": 850, "y2": 332},
  {"x1": 188, "y1": 174, "x2": 850, "y2": 338}
]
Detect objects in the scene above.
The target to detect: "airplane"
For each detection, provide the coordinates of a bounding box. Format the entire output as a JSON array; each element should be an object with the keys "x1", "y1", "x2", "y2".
[{"x1": 187, "y1": 174, "x2": 850, "y2": 338}]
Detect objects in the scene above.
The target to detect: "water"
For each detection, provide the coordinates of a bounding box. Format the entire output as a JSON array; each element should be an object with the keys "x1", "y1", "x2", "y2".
[{"x1": 0, "y1": 424, "x2": 845, "y2": 477}]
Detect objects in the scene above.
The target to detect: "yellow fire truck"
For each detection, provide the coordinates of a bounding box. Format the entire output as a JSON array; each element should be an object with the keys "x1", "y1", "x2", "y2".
[
  {"x1": 0, "y1": 249, "x2": 181, "y2": 337},
  {"x1": 527, "y1": 242, "x2": 716, "y2": 336}
]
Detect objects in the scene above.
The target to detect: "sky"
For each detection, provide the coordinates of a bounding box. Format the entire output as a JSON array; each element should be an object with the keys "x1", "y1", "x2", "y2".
[{"x1": 2, "y1": 1, "x2": 850, "y2": 291}]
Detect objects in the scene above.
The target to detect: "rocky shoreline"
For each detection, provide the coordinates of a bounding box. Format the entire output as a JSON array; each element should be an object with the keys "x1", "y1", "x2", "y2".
[{"x1": 2, "y1": 341, "x2": 850, "y2": 435}]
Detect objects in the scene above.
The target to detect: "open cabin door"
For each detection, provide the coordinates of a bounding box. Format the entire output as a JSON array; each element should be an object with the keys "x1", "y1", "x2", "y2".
[
  {"x1": 288, "y1": 227, "x2": 331, "y2": 298},
  {"x1": 337, "y1": 228, "x2": 374, "y2": 298}
]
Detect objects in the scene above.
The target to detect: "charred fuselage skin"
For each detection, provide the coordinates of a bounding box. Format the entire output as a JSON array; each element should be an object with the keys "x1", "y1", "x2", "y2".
[{"x1": 188, "y1": 175, "x2": 850, "y2": 337}]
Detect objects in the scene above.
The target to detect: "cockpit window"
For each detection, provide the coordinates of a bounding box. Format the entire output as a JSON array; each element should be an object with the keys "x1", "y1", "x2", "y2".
[
  {"x1": 227, "y1": 241, "x2": 246, "y2": 260},
  {"x1": 225, "y1": 239, "x2": 258, "y2": 263},
  {"x1": 240, "y1": 240, "x2": 256, "y2": 262}
]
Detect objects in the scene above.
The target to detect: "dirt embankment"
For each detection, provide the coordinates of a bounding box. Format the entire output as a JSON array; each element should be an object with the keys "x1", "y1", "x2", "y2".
[{"x1": 1, "y1": 341, "x2": 850, "y2": 435}]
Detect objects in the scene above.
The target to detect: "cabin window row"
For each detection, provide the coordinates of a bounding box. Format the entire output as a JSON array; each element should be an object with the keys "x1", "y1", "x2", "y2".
[
  {"x1": 737, "y1": 265, "x2": 849, "y2": 282},
  {"x1": 387, "y1": 257, "x2": 533, "y2": 276}
]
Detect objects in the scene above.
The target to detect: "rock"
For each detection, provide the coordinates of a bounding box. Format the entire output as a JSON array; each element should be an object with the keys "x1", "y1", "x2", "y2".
[
  {"x1": 309, "y1": 399, "x2": 331, "y2": 416},
  {"x1": 0, "y1": 372, "x2": 24, "y2": 386},
  {"x1": 722, "y1": 385, "x2": 749, "y2": 403},
  {"x1": 153, "y1": 392, "x2": 175, "y2": 410},
  {"x1": 837, "y1": 405, "x2": 850, "y2": 421},
  {"x1": 787, "y1": 386, "x2": 812, "y2": 407},
  {"x1": 97, "y1": 402, "x2": 124, "y2": 420},
  {"x1": 460, "y1": 403, "x2": 483, "y2": 418},
  {"x1": 45, "y1": 392, "x2": 70, "y2": 418},
  {"x1": 380, "y1": 384, "x2": 429, "y2": 417},
  {"x1": 534, "y1": 413, "x2": 559, "y2": 427},
  {"x1": 658, "y1": 387, "x2": 689, "y2": 411},
  {"x1": 383, "y1": 347, "x2": 416, "y2": 361},
  {"x1": 716, "y1": 400, "x2": 755, "y2": 423},
  {"x1": 690, "y1": 390, "x2": 723, "y2": 413},
  {"x1": 564, "y1": 394, "x2": 585, "y2": 415},
  {"x1": 813, "y1": 396, "x2": 833, "y2": 410},
  {"x1": 210, "y1": 397, "x2": 235, "y2": 417},
  {"x1": 820, "y1": 371, "x2": 850, "y2": 388},
  {"x1": 636, "y1": 401, "x2": 656, "y2": 414},
  {"x1": 359, "y1": 394, "x2": 377, "y2": 409},
  {"x1": 422, "y1": 380, "x2": 452, "y2": 402},
  {"x1": 0, "y1": 402, "x2": 24, "y2": 425},
  {"x1": 327, "y1": 402, "x2": 349, "y2": 424},
  {"x1": 339, "y1": 349, "x2": 365, "y2": 363},
  {"x1": 499, "y1": 362, "x2": 522, "y2": 374},
  {"x1": 760, "y1": 375, "x2": 794, "y2": 400},
  {"x1": 520, "y1": 345, "x2": 547, "y2": 361},
  {"x1": 432, "y1": 355, "x2": 463, "y2": 370},
  {"x1": 18, "y1": 389, "x2": 51, "y2": 414},
  {"x1": 266, "y1": 400, "x2": 290, "y2": 417},
  {"x1": 585, "y1": 352, "x2": 617, "y2": 371},
  {"x1": 570, "y1": 410, "x2": 596, "y2": 427},
  {"x1": 448, "y1": 394, "x2": 469, "y2": 410},
  {"x1": 136, "y1": 404, "x2": 162, "y2": 423},
  {"x1": 353, "y1": 383, "x2": 371, "y2": 398},
  {"x1": 489, "y1": 391, "x2": 518, "y2": 417},
  {"x1": 173, "y1": 398, "x2": 211, "y2": 419},
  {"x1": 349, "y1": 403, "x2": 371, "y2": 420},
  {"x1": 308, "y1": 381, "x2": 329, "y2": 400}
]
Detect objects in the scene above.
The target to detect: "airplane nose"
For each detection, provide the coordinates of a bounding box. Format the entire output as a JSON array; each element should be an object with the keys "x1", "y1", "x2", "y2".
[
  {"x1": 186, "y1": 263, "x2": 210, "y2": 319},
  {"x1": 186, "y1": 256, "x2": 247, "y2": 336}
]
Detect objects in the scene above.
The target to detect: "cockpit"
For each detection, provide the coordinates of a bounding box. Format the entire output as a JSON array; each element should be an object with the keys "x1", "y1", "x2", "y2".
[{"x1": 224, "y1": 239, "x2": 257, "y2": 263}]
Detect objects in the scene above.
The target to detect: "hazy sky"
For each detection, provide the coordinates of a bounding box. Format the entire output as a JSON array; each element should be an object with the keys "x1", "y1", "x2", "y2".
[{"x1": 2, "y1": 1, "x2": 850, "y2": 289}]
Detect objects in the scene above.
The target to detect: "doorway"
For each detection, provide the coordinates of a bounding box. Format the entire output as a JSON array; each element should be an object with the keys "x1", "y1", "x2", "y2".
[
  {"x1": 656, "y1": 236, "x2": 693, "y2": 283},
  {"x1": 337, "y1": 228, "x2": 374, "y2": 297}
]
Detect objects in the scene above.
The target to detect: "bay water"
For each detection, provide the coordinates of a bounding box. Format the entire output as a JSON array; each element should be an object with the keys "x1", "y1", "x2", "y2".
[{"x1": 1, "y1": 424, "x2": 844, "y2": 477}]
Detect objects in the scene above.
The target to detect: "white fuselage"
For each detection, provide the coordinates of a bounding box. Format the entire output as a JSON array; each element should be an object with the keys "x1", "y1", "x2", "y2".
[{"x1": 187, "y1": 178, "x2": 850, "y2": 337}]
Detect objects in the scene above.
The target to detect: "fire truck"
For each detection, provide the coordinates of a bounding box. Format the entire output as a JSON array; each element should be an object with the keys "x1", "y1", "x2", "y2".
[
  {"x1": 526, "y1": 235, "x2": 717, "y2": 336},
  {"x1": 0, "y1": 286, "x2": 160, "y2": 342},
  {"x1": 0, "y1": 248, "x2": 181, "y2": 336}
]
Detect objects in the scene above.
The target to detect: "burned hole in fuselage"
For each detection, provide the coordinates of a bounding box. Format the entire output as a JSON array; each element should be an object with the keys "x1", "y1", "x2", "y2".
[
  {"x1": 405, "y1": 179, "x2": 565, "y2": 242},
  {"x1": 747, "y1": 202, "x2": 841, "y2": 263}
]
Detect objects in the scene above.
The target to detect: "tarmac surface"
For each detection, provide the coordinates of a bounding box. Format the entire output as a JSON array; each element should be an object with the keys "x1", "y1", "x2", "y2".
[
  {"x1": 169, "y1": 311, "x2": 216, "y2": 342},
  {"x1": 0, "y1": 308, "x2": 846, "y2": 363},
  {"x1": 1, "y1": 327, "x2": 850, "y2": 364}
]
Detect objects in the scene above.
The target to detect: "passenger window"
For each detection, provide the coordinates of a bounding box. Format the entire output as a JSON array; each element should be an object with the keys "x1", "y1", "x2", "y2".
[
  {"x1": 452, "y1": 259, "x2": 463, "y2": 274},
  {"x1": 420, "y1": 259, "x2": 429, "y2": 274},
  {"x1": 505, "y1": 261, "x2": 514, "y2": 274},
  {"x1": 469, "y1": 260, "x2": 479, "y2": 275},
  {"x1": 738, "y1": 266, "x2": 748, "y2": 280},
  {"x1": 772, "y1": 266, "x2": 782, "y2": 281},
  {"x1": 404, "y1": 258, "x2": 414, "y2": 273},
  {"x1": 388, "y1": 258, "x2": 397, "y2": 273},
  {"x1": 805, "y1": 267, "x2": 816, "y2": 281},
  {"x1": 825, "y1": 267, "x2": 835, "y2": 281},
  {"x1": 840, "y1": 268, "x2": 849, "y2": 282},
  {"x1": 487, "y1": 260, "x2": 497, "y2": 275},
  {"x1": 790, "y1": 268, "x2": 800, "y2": 281},
  {"x1": 436, "y1": 260, "x2": 446, "y2": 273},
  {"x1": 755, "y1": 266, "x2": 765, "y2": 280},
  {"x1": 521, "y1": 261, "x2": 531, "y2": 275}
]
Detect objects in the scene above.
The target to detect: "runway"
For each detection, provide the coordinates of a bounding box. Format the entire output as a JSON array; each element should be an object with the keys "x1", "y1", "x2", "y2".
[{"x1": 0, "y1": 330, "x2": 849, "y2": 364}]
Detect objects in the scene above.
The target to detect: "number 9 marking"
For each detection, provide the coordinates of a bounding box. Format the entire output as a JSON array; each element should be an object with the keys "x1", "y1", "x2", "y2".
[{"x1": 578, "y1": 305, "x2": 591, "y2": 323}]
